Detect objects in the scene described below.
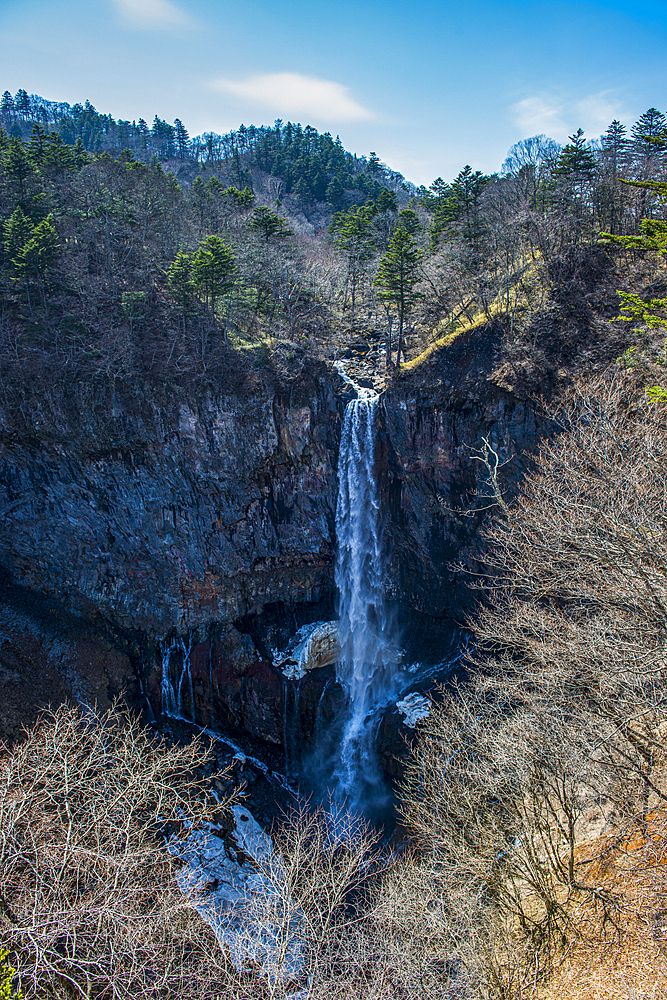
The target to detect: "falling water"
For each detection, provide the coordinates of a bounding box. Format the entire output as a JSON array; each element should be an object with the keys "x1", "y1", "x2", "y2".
[
  {"x1": 333, "y1": 388, "x2": 396, "y2": 813},
  {"x1": 161, "y1": 635, "x2": 195, "y2": 722}
]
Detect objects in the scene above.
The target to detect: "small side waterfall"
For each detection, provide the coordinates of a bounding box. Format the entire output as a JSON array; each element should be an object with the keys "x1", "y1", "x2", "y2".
[
  {"x1": 160, "y1": 635, "x2": 195, "y2": 722},
  {"x1": 333, "y1": 388, "x2": 396, "y2": 813}
]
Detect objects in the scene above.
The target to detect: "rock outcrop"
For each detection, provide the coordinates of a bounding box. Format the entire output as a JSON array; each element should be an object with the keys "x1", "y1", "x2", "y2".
[{"x1": 380, "y1": 321, "x2": 549, "y2": 656}]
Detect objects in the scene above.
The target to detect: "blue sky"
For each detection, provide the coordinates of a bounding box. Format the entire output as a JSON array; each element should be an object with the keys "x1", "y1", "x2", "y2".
[{"x1": 1, "y1": 0, "x2": 666, "y2": 184}]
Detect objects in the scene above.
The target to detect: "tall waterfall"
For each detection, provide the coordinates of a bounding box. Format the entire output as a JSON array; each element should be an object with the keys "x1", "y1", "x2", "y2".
[{"x1": 334, "y1": 388, "x2": 396, "y2": 812}]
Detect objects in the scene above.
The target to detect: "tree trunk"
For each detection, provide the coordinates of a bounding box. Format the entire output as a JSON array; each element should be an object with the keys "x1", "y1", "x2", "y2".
[{"x1": 385, "y1": 314, "x2": 393, "y2": 368}]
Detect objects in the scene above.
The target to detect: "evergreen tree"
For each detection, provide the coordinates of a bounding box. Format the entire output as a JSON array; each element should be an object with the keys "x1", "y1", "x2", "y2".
[
  {"x1": 4, "y1": 137, "x2": 34, "y2": 201},
  {"x1": 599, "y1": 120, "x2": 630, "y2": 233},
  {"x1": 223, "y1": 185, "x2": 255, "y2": 210},
  {"x1": 630, "y1": 108, "x2": 667, "y2": 218},
  {"x1": 375, "y1": 189, "x2": 397, "y2": 213},
  {"x1": 151, "y1": 117, "x2": 176, "y2": 158},
  {"x1": 12, "y1": 214, "x2": 60, "y2": 281},
  {"x1": 451, "y1": 165, "x2": 489, "y2": 243},
  {"x1": 631, "y1": 108, "x2": 667, "y2": 178},
  {"x1": 331, "y1": 204, "x2": 377, "y2": 325},
  {"x1": 167, "y1": 250, "x2": 194, "y2": 327},
  {"x1": 374, "y1": 225, "x2": 424, "y2": 364},
  {"x1": 14, "y1": 89, "x2": 30, "y2": 120},
  {"x1": 602, "y1": 120, "x2": 629, "y2": 180},
  {"x1": 3, "y1": 206, "x2": 34, "y2": 263},
  {"x1": 28, "y1": 123, "x2": 48, "y2": 164},
  {"x1": 191, "y1": 235, "x2": 237, "y2": 315},
  {"x1": 247, "y1": 206, "x2": 292, "y2": 242},
  {"x1": 555, "y1": 129, "x2": 596, "y2": 179},
  {"x1": 174, "y1": 119, "x2": 190, "y2": 159},
  {"x1": 397, "y1": 208, "x2": 420, "y2": 234},
  {"x1": 602, "y1": 178, "x2": 667, "y2": 335},
  {"x1": 1, "y1": 92, "x2": 15, "y2": 121}
]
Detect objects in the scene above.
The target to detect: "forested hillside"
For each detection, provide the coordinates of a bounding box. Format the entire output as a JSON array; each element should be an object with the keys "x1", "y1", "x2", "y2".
[{"x1": 1, "y1": 88, "x2": 666, "y2": 411}]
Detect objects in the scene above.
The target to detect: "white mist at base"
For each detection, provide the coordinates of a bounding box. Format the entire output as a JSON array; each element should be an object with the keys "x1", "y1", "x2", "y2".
[{"x1": 333, "y1": 388, "x2": 397, "y2": 813}]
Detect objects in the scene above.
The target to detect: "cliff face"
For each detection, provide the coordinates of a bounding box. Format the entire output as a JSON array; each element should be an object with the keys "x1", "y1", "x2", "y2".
[
  {"x1": 0, "y1": 379, "x2": 341, "y2": 633},
  {"x1": 0, "y1": 372, "x2": 343, "y2": 739},
  {"x1": 0, "y1": 328, "x2": 549, "y2": 747},
  {"x1": 380, "y1": 322, "x2": 549, "y2": 655}
]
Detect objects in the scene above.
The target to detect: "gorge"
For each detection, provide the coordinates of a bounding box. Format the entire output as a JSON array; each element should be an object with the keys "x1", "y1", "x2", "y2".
[
  {"x1": 0, "y1": 319, "x2": 546, "y2": 816},
  {"x1": 2, "y1": 80, "x2": 666, "y2": 1000}
]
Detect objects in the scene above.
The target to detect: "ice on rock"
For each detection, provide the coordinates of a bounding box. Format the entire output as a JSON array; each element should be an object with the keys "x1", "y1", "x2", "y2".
[
  {"x1": 172, "y1": 804, "x2": 305, "y2": 984},
  {"x1": 396, "y1": 692, "x2": 431, "y2": 728}
]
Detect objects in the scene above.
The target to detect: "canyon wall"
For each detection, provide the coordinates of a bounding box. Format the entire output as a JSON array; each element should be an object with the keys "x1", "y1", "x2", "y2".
[
  {"x1": 0, "y1": 366, "x2": 343, "y2": 739},
  {"x1": 380, "y1": 321, "x2": 548, "y2": 657},
  {"x1": 0, "y1": 326, "x2": 548, "y2": 747}
]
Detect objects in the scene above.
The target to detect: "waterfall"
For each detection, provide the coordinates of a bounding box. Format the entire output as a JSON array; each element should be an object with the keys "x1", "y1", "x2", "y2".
[
  {"x1": 160, "y1": 635, "x2": 195, "y2": 722},
  {"x1": 333, "y1": 388, "x2": 396, "y2": 812}
]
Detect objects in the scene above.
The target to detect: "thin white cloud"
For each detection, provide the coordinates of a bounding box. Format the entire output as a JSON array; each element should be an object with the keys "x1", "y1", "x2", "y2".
[
  {"x1": 575, "y1": 92, "x2": 626, "y2": 136},
  {"x1": 211, "y1": 72, "x2": 374, "y2": 123},
  {"x1": 111, "y1": 0, "x2": 196, "y2": 30},
  {"x1": 511, "y1": 91, "x2": 628, "y2": 142},
  {"x1": 511, "y1": 95, "x2": 567, "y2": 138}
]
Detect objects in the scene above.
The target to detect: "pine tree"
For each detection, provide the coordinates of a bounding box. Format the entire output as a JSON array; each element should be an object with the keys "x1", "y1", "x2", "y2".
[
  {"x1": 2, "y1": 206, "x2": 33, "y2": 263},
  {"x1": 555, "y1": 129, "x2": 596, "y2": 179},
  {"x1": 630, "y1": 108, "x2": 667, "y2": 218},
  {"x1": 168, "y1": 251, "x2": 193, "y2": 308},
  {"x1": 601, "y1": 178, "x2": 667, "y2": 335},
  {"x1": 1, "y1": 92, "x2": 15, "y2": 121},
  {"x1": 4, "y1": 137, "x2": 33, "y2": 200},
  {"x1": 13, "y1": 214, "x2": 60, "y2": 281},
  {"x1": 451, "y1": 165, "x2": 489, "y2": 243},
  {"x1": 28, "y1": 123, "x2": 48, "y2": 164},
  {"x1": 247, "y1": 206, "x2": 292, "y2": 242},
  {"x1": 374, "y1": 225, "x2": 424, "y2": 364},
  {"x1": 191, "y1": 235, "x2": 236, "y2": 316},
  {"x1": 331, "y1": 204, "x2": 377, "y2": 325},
  {"x1": 601, "y1": 120, "x2": 629, "y2": 180},
  {"x1": 14, "y1": 89, "x2": 30, "y2": 120},
  {"x1": 631, "y1": 108, "x2": 667, "y2": 178},
  {"x1": 174, "y1": 119, "x2": 189, "y2": 159},
  {"x1": 599, "y1": 120, "x2": 630, "y2": 233}
]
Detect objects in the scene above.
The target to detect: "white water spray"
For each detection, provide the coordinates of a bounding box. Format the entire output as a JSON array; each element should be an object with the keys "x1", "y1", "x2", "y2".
[{"x1": 334, "y1": 388, "x2": 396, "y2": 810}]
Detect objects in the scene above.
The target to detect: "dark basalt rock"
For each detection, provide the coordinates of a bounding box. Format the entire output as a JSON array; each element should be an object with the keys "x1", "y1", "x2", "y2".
[{"x1": 0, "y1": 329, "x2": 550, "y2": 762}]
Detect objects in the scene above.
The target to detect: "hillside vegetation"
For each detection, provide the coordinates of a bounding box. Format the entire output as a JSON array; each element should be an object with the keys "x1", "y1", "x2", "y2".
[{"x1": 1, "y1": 91, "x2": 666, "y2": 405}]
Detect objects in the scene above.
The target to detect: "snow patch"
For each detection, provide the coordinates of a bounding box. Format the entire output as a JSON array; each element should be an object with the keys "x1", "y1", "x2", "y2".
[{"x1": 172, "y1": 804, "x2": 306, "y2": 986}]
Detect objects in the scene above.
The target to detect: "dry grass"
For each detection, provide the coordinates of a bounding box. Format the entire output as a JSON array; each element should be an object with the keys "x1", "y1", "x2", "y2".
[
  {"x1": 534, "y1": 811, "x2": 667, "y2": 1000},
  {"x1": 399, "y1": 316, "x2": 486, "y2": 370}
]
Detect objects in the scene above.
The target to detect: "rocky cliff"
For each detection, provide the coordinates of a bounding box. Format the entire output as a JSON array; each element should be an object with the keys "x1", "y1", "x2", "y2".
[
  {"x1": 0, "y1": 328, "x2": 548, "y2": 750},
  {"x1": 380, "y1": 321, "x2": 549, "y2": 657},
  {"x1": 0, "y1": 366, "x2": 343, "y2": 739}
]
